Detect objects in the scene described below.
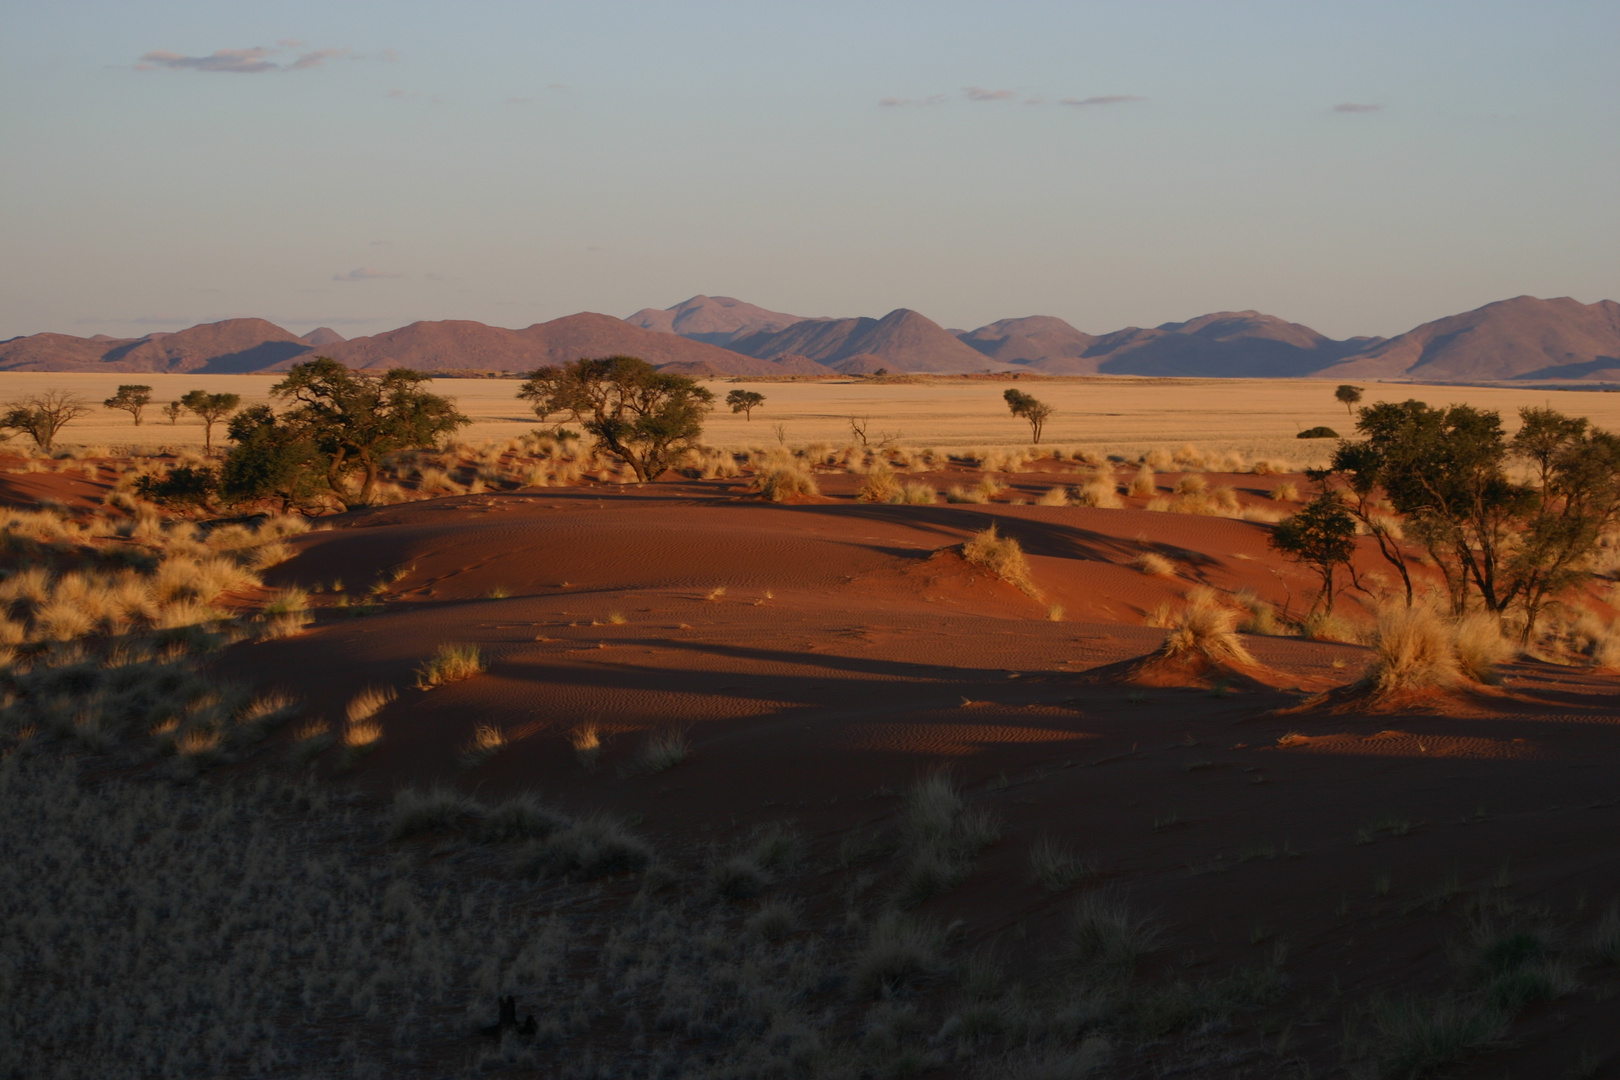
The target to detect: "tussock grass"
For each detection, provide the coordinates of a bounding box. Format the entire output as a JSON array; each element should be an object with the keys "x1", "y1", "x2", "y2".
[
  {"x1": 633, "y1": 728, "x2": 690, "y2": 774},
  {"x1": 1161, "y1": 587, "x2": 1256, "y2": 666},
  {"x1": 518, "y1": 813, "x2": 653, "y2": 878},
  {"x1": 1029, "y1": 834, "x2": 1098, "y2": 890},
  {"x1": 460, "y1": 723, "x2": 507, "y2": 767},
  {"x1": 962, "y1": 525, "x2": 1040, "y2": 598},
  {"x1": 415, "y1": 642, "x2": 485, "y2": 689},
  {"x1": 1362, "y1": 995, "x2": 1506, "y2": 1079},
  {"x1": 850, "y1": 913, "x2": 946, "y2": 997},
  {"x1": 752, "y1": 465, "x2": 819, "y2": 501},
  {"x1": 944, "y1": 483, "x2": 988, "y2": 504},
  {"x1": 389, "y1": 783, "x2": 480, "y2": 839},
  {"x1": 898, "y1": 480, "x2": 937, "y2": 504},
  {"x1": 480, "y1": 792, "x2": 569, "y2": 842},
  {"x1": 1130, "y1": 551, "x2": 1175, "y2": 577},
  {"x1": 569, "y1": 722, "x2": 602, "y2": 771},
  {"x1": 894, "y1": 774, "x2": 1001, "y2": 907},
  {"x1": 856, "y1": 464, "x2": 904, "y2": 503},
  {"x1": 1069, "y1": 888, "x2": 1162, "y2": 976},
  {"x1": 1269, "y1": 481, "x2": 1300, "y2": 502},
  {"x1": 1363, "y1": 604, "x2": 1460, "y2": 693},
  {"x1": 1036, "y1": 486, "x2": 1070, "y2": 507},
  {"x1": 1129, "y1": 466, "x2": 1157, "y2": 497},
  {"x1": 1452, "y1": 613, "x2": 1511, "y2": 684}
]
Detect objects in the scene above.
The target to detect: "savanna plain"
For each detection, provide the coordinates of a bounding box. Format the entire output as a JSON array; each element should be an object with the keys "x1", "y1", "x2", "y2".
[{"x1": 3, "y1": 370, "x2": 1619, "y2": 1080}]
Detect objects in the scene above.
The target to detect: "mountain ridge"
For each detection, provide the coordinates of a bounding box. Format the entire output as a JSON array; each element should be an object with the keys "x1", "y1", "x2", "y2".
[{"x1": 1, "y1": 295, "x2": 1614, "y2": 383}]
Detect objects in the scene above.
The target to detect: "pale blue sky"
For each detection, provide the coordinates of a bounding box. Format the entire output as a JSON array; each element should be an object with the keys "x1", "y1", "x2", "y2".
[{"x1": 2, "y1": 1, "x2": 1615, "y2": 341}]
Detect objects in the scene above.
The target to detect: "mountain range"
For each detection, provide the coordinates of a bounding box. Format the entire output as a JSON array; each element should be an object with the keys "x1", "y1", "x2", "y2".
[{"x1": 2, "y1": 295, "x2": 1616, "y2": 384}]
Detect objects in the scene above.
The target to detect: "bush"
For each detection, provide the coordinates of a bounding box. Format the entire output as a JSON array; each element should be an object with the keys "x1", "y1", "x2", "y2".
[
  {"x1": 1297, "y1": 426, "x2": 1340, "y2": 439},
  {"x1": 962, "y1": 525, "x2": 1039, "y2": 597},
  {"x1": 415, "y1": 643, "x2": 485, "y2": 688},
  {"x1": 753, "y1": 466, "x2": 819, "y2": 501},
  {"x1": 1162, "y1": 588, "x2": 1255, "y2": 666}
]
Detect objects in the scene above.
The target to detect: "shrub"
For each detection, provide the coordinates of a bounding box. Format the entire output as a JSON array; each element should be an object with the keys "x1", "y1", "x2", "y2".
[
  {"x1": 1363, "y1": 604, "x2": 1460, "y2": 693},
  {"x1": 1297, "y1": 426, "x2": 1339, "y2": 439},
  {"x1": 856, "y1": 465, "x2": 903, "y2": 503},
  {"x1": 962, "y1": 525, "x2": 1039, "y2": 597},
  {"x1": 753, "y1": 466, "x2": 819, "y2": 501},
  {"x1": 415, "y1": 643, "x2": 485, "y2": 688},
  {"x1": 1162, "y1": 588, "x2": 1255, "y2": 666}
]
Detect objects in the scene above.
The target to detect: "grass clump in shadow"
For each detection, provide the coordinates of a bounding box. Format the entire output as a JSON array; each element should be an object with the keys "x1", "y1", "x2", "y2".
[
  {"x1": 1068, "y1": 887, "x2": 1162, "y2": 978},
  {"x1": 389, "y1": 784, "x2": 480, "y2": 839},
  {"x1": 849, "y1": 912, "x2": 947, "y2": 998},
  {"x1": 631, "y1": 728, "x2": 689, "y2": 774},
  {"x1": 480, "y1": 792, "x2": 570, "y2": 842},
  {"x1": 339, "y1": 685, "x2": 394, "y2": 766},
  {"x1": 962, "y1": 525, "x2": 1040, "y2": 599},
  {"x1": 415, "y1": 642, "x2": 485, "y2": 689},
  {"x1": 569, "y1": 722, "x2": 602, "y2": 771},
  {"x1": 460, "y1": 723, "x2": 506, "y2": 768},
  {"x1": 1028, "y1": 834, "x2": 1098, "y2": 891},
  {"x1": 893, "y1": 773, "x2": 1001, "y2": 907},
  {"x1": 517, "y1": 814, "x2": 652, "y2": 879},
  {"x1": 1360, "y1": 995, "x2": 1507, "y2": 1079}
]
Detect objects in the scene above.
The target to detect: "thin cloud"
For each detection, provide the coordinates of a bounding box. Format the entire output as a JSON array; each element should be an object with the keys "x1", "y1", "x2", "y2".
[
  {"x1": 1333, "y1": 102, "x2": 1382, "y2": 113},
  {"x1": 137, "y1": 44, "x2": 353, "y2": 74},
  {"x1": 1058, "y1": 95, "x2": 1143, "y2": 107},
  {"x1": 332, "y1": 267, "x2": 405, "y2": 281},
  {"x1": 964, "y1": 86, "x2": 1016, "y2": 101},
  {"x1": 879, "y1": 94, "x2": 946, "y2": 107}
]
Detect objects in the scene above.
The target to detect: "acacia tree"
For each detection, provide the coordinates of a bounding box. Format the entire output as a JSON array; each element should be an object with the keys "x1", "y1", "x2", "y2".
[
  {"x1": 1504, "y1": 408, "x2": 1620, "y2": 639},
  {"x1": 270, "y1": 358, "x2": 469, "y2": 508},
  {"x1": 726, "y1": 389, "x2": 765, "y2": 420},
  {"x1": 1335, "y1": 384, "x2": 1363, "y2": 416},
  {"x1": 518, "y1": 356, "x2": 714, "y2": 482},
  {"x1": 1003, "y1": 388, "x2": 1053, "y2": 443},
  {"x1": 104, "y1": 384, "x2": 153, "y2": 426},
  {"x1": 163, "y1": 401, "x2": 184, "y2": 425},
  {"x1": 1269, "y1": 495, "x2": 1359, "y2": 614},
  {"x1": 181, "y1": 390, "x2": 241, "y2": 453},
  {"x1": 1, "y1": 391, "x2": 91, "y2": 452},
  {"x1": 219, "y1": 404, "x2": 330, "y2": 513}
]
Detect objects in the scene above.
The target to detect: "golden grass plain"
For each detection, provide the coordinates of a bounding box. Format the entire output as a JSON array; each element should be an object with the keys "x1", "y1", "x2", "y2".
[{"x1": 5, "y1": 371, "x2": 1618, "y2": 462}]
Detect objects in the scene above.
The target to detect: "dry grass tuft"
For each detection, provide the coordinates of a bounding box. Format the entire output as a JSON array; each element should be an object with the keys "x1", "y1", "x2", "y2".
[
  {"x1": 1131, "y1": 551, "x2": 1176, "y2": 577},
  {"x1": 569, "y1": 722, "x2": 602, "y2": 771},
  {"x1": 1029, "y1": 834, "x2": 1097, "y2": 890},
  {"x1": 1161, "y1": 588, "x2": 1256, "y2": 666},
  {"x1": 856, "y1": 464, "x2": 903, "y2": 503},
  {"x1": 1129, "y1": 466, "x2": 1157, "y2": 497},
  {"x1": 460, "y1": 723, "x2": 507, "y2": 767},
  {"x1": 1452, "y1": 613, "x2": 1512, "y2": 685},
  {"x1": 752, "y1": 465, "x2": 819, "y2": 502},
  {"x1": 634, "y1": 728, "x2": 690, "y2": 774},
  {"x1": 962, "y1": 525, "x2": 1040, "y2": 598},
  {"x1": 1364, "y1": 604, "x2": 1462, "y2": 694},
  {"x1": 390, "y1": 784, "x2": 478, "y2": 839},
  {"x1": 415, "y1": 642, "x2": 485, "y2": 689},
  {"x1": 1036, "y1": 486, "x2": 1071, "y2": 507},
  {"x1": 1269, "y1": 481, "x2": 1301, "y2": 502},
  {"x1": 1069, "y1": 888, "x2": 1162, "y2": 975}
]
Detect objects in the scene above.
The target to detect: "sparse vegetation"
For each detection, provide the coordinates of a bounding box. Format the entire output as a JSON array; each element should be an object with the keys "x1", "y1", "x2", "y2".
[
  {"x1": 102, "y1": 384, "x2": 152, "y2": 426},
  {"x1": 1, "y1": 390, "x2": 91, "y2": 452},
  {"x1": 1004, "y1": 388, "x2": 1054, "y2": 443},
  {"x1": 725, "y1": 388, "x2": 765, "y2": 419},
  {"x1": 633, "y1": 727, "x2": 690, "y2": 773},
  {"x1": 1161, "y1": 587, "x2": 1256, "y2": 666},
  {"x1": 962, "y1": 524, "x2": 1039, "y2": 597},
  {"x1": 415, "y1": 642, "x2": 486, "y2": 688}
]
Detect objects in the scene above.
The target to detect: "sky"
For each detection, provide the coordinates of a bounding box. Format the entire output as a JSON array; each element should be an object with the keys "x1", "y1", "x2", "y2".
[{"x1": 2, "y1": 1, "x2": 1616, "y2": 342}]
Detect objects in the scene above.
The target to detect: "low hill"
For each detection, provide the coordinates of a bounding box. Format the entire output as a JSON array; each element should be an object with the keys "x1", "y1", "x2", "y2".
[
  {"x1": 625, "y1": 295, "x2": 807, "y2": 344},
  {"x1": 1321, "y1": 295, "x2": 1620, "y2": 382},
  {"x1": 0, "y1": 318, "x2": 311, "y2": 373},
  {"x1": 317, "y1": 313, "x2": 788, "y2": 373},
  {"x1": 726, "y1": 308, "x2": 995, "y2": 373}
]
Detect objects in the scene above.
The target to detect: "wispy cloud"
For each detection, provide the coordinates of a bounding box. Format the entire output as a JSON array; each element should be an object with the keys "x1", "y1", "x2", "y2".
[
  {"x1": 332, "y1": 267, "x2": 405, "y2": 281},
  {"x1": 1058, "y1": 95, "x2": 1143, "y2": 107},
  {"x1": 964, "y1": 86, "x2": 1016, "y2": 101},
  {"x1": 1332, "y1": 102, "x2": 1382, "y2": 113},
  {"x1": 137, "y1": 43, "x2": 356, "y2": 74}
]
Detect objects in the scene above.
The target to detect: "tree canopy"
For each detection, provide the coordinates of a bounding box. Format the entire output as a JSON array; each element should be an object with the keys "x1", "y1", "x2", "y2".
[
  {"x1": 1270, "y1": 495, "x2": 1358, "y2": 613},
  {"x1": 1334, "y1": 384, "x2": 1363, "y2": 415},
  {"x1": 1, "y1": 391, "x2": 90, "y2": 452},
  {"x1": 181, "y1": 390, "x2": 241, "y2": 453},
  {"x1": 104, "y1": 385, "x2": 153, "y2": 426},
  {"x1": 1003, "y1": 388, "x2": 1053, "y2": 443},
  {"x1": 518, "y1": 356, "x2": 713, "y2": 482},
  {"x1": 265, "y1": 357, "x2": 469, "y2": 508},
  {"x1": 725, "y1": 389, "x2": 765, "y2": 420}
]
